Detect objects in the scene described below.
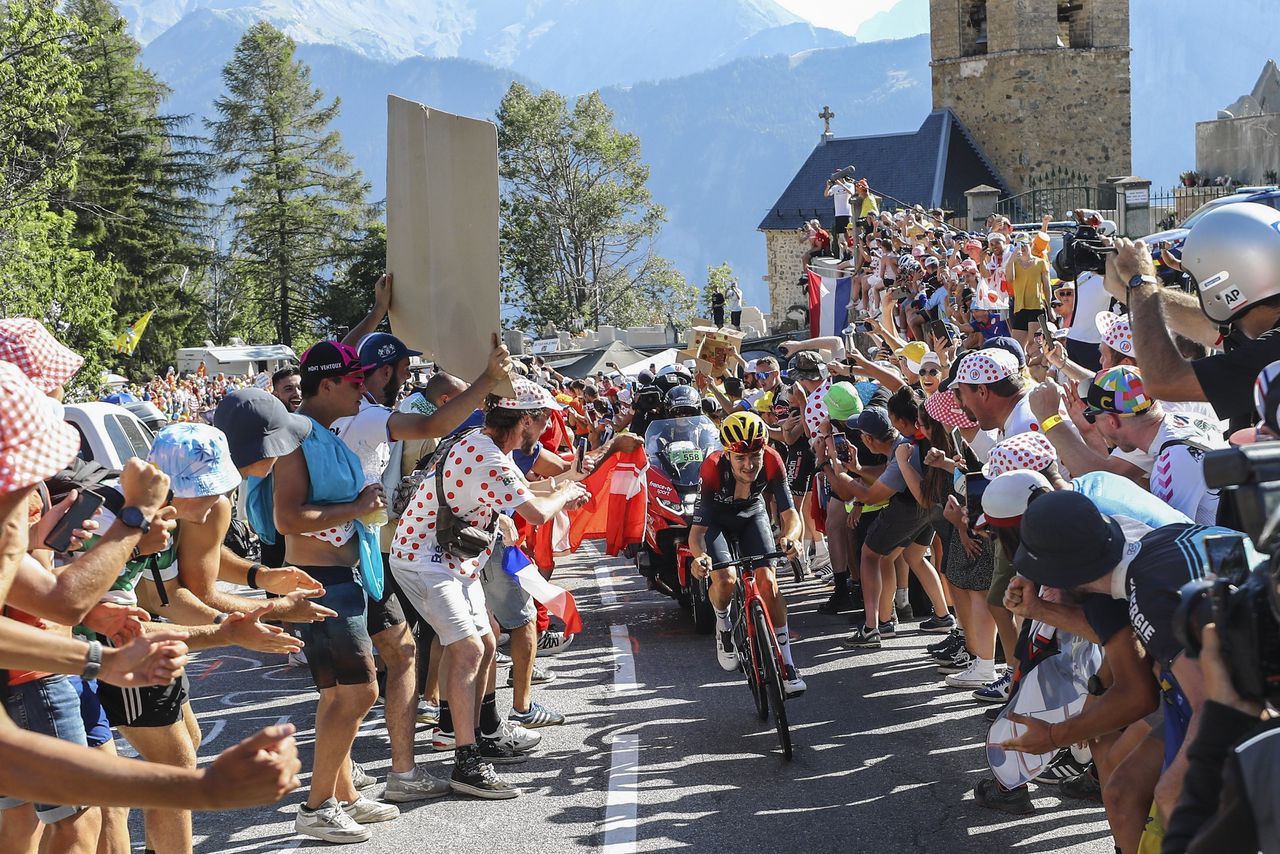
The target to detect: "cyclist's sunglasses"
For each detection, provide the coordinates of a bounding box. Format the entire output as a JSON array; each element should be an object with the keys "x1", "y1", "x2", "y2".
[{"x1": 726, "y1": 438, "x2": 766, "y2": 454}]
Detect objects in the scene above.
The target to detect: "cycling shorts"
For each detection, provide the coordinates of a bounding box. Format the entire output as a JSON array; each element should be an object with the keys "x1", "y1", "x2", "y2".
[{"x1": 699, "y1": 500, "x2": 775, "y2": 571}]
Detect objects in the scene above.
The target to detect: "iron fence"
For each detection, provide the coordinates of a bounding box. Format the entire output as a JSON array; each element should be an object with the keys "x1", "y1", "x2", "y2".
[
  {"x1": 994, "y1": 186, "x2": 1094, "y2": 223},
  {"x1": 1147, "y1": 185, "x2": 1234, "y2": 232}
]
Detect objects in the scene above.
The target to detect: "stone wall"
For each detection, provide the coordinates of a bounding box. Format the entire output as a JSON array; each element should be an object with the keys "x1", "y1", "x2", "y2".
[
  {"x1": 1196, "y1": 115, "x2": 1280, "y2": 184},
  {"x1": 762, "y1": 229, "x2": 811, "y2": 332}
]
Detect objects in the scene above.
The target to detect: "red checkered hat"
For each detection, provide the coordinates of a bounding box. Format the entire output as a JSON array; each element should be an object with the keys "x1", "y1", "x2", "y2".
[
  {"x1": 923, "y1": 389, "x2": 977, "y2": 429},
  {"x1": 493, "y1": 378, "x2": 563, "y2": 411},
  {"x1": 954, "y1": 350, "x2": 1018, "y2": 386},
  {"x1": 982, "y1": 430, "x2": 1058, "y2": 478},
  {"x1": 0, "y1": 318, "x2": 84, "y2": 394},
  {"x1": 0, "y1": 361, "x2": 80, "y2": 492},
  {"x1": 1095, "y1": 311, "x2": 1133, "y2": 357}
]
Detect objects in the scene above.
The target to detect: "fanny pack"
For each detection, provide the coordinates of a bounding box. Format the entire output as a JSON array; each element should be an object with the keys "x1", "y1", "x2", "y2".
[{"x1": 433, "y1": 431, "x2": 498, "y2": 561}]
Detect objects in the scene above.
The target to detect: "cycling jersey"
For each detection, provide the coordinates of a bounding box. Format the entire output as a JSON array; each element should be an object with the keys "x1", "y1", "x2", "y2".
[{"x1": 692, "y1": 447, "x2": 793, "y2": 521}]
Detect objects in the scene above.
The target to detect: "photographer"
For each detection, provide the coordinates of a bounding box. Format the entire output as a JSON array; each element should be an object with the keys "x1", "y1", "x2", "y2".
[
  {"x1": 1111, "y1": 203, "x2": 1280, "y2": 431},
  {"x1": 825, "y1": 177, "x2": 854, "y2": 259}
]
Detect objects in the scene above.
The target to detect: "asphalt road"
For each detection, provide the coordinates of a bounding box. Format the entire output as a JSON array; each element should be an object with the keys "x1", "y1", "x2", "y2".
[{"x1": 131, "y1": 546, "x2": 1116, "y2": 853}]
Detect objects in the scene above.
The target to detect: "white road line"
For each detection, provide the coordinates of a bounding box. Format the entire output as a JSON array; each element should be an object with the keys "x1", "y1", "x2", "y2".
[
  {"x1": 594, "y1": 562, "x2": 620, "y2": 606},
  {"x1": 601, "y1": 732, "x2": 640, "y2": 854},
  {"x1": 609, "y1": 624, "x2": 637, "y2": 694}
]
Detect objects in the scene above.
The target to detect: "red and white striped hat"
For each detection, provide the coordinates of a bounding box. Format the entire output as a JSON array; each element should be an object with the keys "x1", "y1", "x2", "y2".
[
  {"x1": 0, "y1": 318, "x2": 84, "y2": 394},
  {"x1": 982, "y1": 431, "x2": 1058, "y2": 479}
]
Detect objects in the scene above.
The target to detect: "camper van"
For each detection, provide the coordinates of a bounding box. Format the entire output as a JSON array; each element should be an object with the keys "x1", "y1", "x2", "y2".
[{"x1": 175, "y1": 340, "x2": 297, "y2": 377}]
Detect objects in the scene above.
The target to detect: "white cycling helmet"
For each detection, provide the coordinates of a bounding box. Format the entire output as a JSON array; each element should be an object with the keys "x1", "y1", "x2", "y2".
[
  {"x1": 656, "y1": 363, "x2": 692, "y2": 381},
  {"x1": 1182, "y1": 201, "x2": 1280, "y2": 324}
]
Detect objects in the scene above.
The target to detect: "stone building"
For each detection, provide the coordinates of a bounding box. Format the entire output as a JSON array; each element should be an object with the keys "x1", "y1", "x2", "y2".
[
  {"x1": 1196, "y1": 60, "x2": 1280, "y2": 184},
  {"x1": 930, "y1": 0, "x2": 1132, "y2": 195}
]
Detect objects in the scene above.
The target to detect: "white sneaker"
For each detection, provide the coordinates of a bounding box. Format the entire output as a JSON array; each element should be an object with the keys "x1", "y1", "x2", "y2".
[
  {"x1": 340, "y1": 796, "x2": 400, "y2": 824},
  {"x1": 484, "y1": 719, "x2": 541, "y2": 753},
  {"x1": 715, "y1": 629, "x2": 738, "y2": 672},
  {"x1": 536, "y1": 630, "x2": 574, "y2": 656},
  {"x1": 944, "y1": 659, "x2": 996, "y2": 689},
  {"x1": 782, "y1": 664, "x2": 807, "y2": 697},
  {"x1": 295, "y1": 797, "x2": 372, "y2": 843}
]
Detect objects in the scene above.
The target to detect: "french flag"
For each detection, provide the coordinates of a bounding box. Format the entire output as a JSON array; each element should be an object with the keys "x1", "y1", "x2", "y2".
[
  {"x1": 502, "y1": 546, "x2": 583, "y2": 635},
  {"x1": 807, "y1": 269, "x2": 852, "y2": 338}
]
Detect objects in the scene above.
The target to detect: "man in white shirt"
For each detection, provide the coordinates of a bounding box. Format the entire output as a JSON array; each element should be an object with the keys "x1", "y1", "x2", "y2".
[{"x1": 825, "y1": 178, "x2": 853, "y2": 259}]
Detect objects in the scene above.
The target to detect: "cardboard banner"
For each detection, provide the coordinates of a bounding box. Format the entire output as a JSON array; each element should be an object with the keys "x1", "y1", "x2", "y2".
[
  {"x1": 386, "y1": 95, "x2": 513, "y2": 396},
  {"x1": 678, "y1": 326, "x2": 744, "y2": 377}
]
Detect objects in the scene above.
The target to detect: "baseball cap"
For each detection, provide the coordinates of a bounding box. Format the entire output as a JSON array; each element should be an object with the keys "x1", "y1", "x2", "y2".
[
  {"x1": 919, "y1": 351, "x2": 942, "y2": 370},
  {"x1": 1095, "y1": 311, "x2": 1134, "y2": 357},
  {"x1": 1084, "y1": 366, "x2": 1152, "y2": 417},
  {"x1": 978, "y1": 470, "x2": 1052, "y2": 530},
  {"x1": 0, "y1": 362, "x2": 79, "y2": 492},
  {"x1": 982, "y1": 431, "x2": 1058, "y2": 478},
  {"x1": 790, "y1": 351, "x2": 825, "y2": 379},
  {"x1": 982, "y1": 336, "x2": 1027, "y2": 369},
  {"x1": 213, "y1": 388, "x2": 313, "y2": 470},
  {"x1": 148, "y1": 423, "x2": 242, "y2": 498},
  {"x1": 357, "y1": 332, "x2": 422, "y2": 369},
  {"x1": 851, "y1": 406, "x2": 894, "y2": 440},
  {"x1": 1014, "y1": 490, "x2": 1126, "y2": 588},
  {"x1": 823, "y1": 382, "x2": 864, "y2": 422},
  {"x1": 923, "y1": 389, "x2": 977, "y2": 429},
  {"x1": 895, "y1": 341, "x2": 929, "y2": 373},
  {"x1": 300, "y1": 340, "x2": 374, "y2": 382},
  {"x1": 953, "y1": 349, "x2": 1019, "y2": 386},
  {"x1": 492, "y1": 377, "x2": 563, "y2": 411},
  {"x1": 0, "y1": 318, "x2": 84, "y2": 394}
]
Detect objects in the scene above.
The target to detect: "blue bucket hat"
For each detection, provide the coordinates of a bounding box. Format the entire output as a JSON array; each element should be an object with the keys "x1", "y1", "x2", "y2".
[{"x1": 148, "y1": 423, "x2": 242, "y2": 498}]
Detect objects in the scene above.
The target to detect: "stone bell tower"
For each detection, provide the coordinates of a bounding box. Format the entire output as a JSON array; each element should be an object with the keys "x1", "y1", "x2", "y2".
[{"x1": 929, "y1": 0, "x2": 1132, "y2": 194}]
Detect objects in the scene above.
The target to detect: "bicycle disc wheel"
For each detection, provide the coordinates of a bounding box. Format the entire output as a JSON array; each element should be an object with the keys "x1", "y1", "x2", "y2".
[{"x1": 752, "y1": 601, "x2": 792, "y2": 759}]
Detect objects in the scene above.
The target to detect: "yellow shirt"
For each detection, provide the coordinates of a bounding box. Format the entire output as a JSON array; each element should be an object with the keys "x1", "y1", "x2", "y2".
[
  {"x1": 1008, "y1": 256, "x2": 1049, "y2": 311},
  {"x1": 856, "y1": 194, "x2": 880, "y2": 219}
]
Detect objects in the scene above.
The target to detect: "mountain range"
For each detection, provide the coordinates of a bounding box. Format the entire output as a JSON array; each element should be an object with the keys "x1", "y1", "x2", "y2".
[{"x1": 129, "y1": 0, "x2": 1280, "y2": 314}]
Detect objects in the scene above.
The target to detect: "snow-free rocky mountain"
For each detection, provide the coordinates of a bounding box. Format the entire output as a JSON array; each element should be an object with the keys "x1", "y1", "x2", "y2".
[{"x1": 128, "y1": 0, "x2": 1280, "y2": 311}]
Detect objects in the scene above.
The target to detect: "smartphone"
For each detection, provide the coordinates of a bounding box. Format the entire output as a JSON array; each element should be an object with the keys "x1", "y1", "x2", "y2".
[
  {"x1": 928, "y1": 319, "x2": 950, "y2": 342},
  {"x1": 44, "y1": 490, "x2": 105, "y2": 553},
  {"x1": 832, "y1": 433, "x2": 851, "y2": 463},
  {"x1": 1202, "y1": 533, "x2": 1251, "y2": 586},
  {"x1": 856, "y1": 321, "x2": 875, "y2": 334},
  {"x1": 950, "y1": 427, "x2": 967, "y2": 458},
  {"x1": 574, "y1": 437, "x2": 588, "y2": 474},
  {"x1": 965, "y1": 472, "x2": 990, "y2": 534}
]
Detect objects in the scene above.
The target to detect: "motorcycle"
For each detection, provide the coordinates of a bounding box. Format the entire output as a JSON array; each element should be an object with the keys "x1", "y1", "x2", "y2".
[{"x1": 636, "y1": 414, "x2": 721, "y2": 633}]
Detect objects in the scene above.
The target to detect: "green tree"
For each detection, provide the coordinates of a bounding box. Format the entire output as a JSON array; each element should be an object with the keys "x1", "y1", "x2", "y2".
[
  {"x1": 58, "y1": 0, "x2": 211, "y2": 376},
  {"x1": 315, "y1": 221, "x2": 385, "y2": 340},
  {"x1": 701, "y1": 262, "x2": 734, "y2": 317},
  {"x1": 497, "y1": 83, "x2": 693, "y2": 331},
  {"x1": 207, "y1": 21, "x2": 372, "y2": 347}
]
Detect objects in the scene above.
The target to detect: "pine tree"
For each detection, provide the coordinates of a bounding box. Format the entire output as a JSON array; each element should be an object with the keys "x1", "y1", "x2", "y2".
[
  {"x1": 58, "y1": 0, "x2": 211, "y2": 376},
  {"x1": 207, "y1": 22, "x2": 372, "y2": 347}
]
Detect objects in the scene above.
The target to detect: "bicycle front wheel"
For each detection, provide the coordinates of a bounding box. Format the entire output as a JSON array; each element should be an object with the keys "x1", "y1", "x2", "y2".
[
  {"x1": 737, "y1": 586, "x2": 768, "y2": 720},
  {"x1": 751, "y1": 600, "x2": 792, "y2": 759}
]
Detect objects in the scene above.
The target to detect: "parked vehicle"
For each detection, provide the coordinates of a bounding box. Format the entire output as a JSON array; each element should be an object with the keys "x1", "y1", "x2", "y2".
[
  {"x1": 63, "y1": 402, "x2": 154, "y2": 469},
  {"x1": 1143, "y1": 186, "x2": 1280, "y2": 252},
  {"x1": 636, "y1": 414, "x2": 721, "y2": 633}
]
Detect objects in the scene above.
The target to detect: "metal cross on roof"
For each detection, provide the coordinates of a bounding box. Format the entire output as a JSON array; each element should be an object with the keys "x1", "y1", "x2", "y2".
[{"x1": 819, "y1": 105, "x2": 835, "y2": 136}]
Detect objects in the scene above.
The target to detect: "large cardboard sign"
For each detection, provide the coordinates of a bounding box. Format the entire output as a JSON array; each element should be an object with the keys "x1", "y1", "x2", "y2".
[
  {"x1": 386, "y1": 95, "x2": 512, "y2": 395},
  {"x1": 678, "y1": 326, "x2": 744, "y2": 378}
]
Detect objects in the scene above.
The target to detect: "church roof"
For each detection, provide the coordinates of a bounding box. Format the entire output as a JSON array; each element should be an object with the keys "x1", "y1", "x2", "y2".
[{"x1": 758, "y1": 109, "x2": 1009, "y2": 231}]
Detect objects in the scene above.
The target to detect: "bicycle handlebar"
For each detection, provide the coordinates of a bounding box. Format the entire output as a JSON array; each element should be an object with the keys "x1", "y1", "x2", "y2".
[{"x1": 711, "y1": 551, "x2": 788, "y2": 571}]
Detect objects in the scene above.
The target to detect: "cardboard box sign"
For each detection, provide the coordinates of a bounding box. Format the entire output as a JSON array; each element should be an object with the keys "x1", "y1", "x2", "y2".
[{"x1": 679, "y1": 326, "x2": 744, "y2": 377}]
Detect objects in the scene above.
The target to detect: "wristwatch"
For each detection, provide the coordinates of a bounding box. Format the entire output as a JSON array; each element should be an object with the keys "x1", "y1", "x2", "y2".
[
  {"x1": 119, "y1": 506, "x2": 151, "y2": 534},
  {"x1": 81, "y1": 640, "x2": 102, "y2": 680},
  {"x1": 1126, "y1": 274, "x2": 1159, "y2": 292}
]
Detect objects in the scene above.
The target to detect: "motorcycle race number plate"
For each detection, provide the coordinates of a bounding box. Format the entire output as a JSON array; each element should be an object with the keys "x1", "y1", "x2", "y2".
[{"x1": 666, "y1": 442, "x2": 705, "y2": 469}]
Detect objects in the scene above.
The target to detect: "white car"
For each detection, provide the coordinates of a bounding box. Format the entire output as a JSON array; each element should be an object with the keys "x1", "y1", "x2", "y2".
[{"x1": 63, "y1": 402, "x2": 155, "y2": 469}]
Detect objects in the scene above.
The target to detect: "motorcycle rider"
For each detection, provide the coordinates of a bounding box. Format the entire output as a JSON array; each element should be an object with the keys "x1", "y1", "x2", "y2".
[
  {"x1": 689, "y1": 412, "x2": 805, "y2": 696},
  {"x1": 664, "y1": 385, "x2": 702, "y2": 419}
]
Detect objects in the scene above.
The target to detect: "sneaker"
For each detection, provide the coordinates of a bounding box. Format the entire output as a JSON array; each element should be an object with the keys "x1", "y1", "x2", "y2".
[
  {"x1": 927, "y1": 628, "x2": 964, "y2": 655},
  {"x1": 431, "y1": 729, "x2": 456, "y2": 751},
  {"x1": 478, "y1": 735, "x2": 531, "y2": 765},
  {"x1": 383, "y1": 765, "x2": 450, "y2": 802},
  {"x1": 716, "y1": 630, "x2": 738, "y2": 671},
  {"x1": 936, "y1": 648, "x2": 975, "y2": 674},
  {"x1": 506, "y1": 664, "x2": 557, "y2": 687},
  {"x1": 537, "y1": 630, "x2": 574, "y2": 656},
  {"x1": 1032, "y1": 750, "x2": 1091, "y2": 786},
  {"x1": 895, "y1": 601, "x2": 915, "y2": 623},
  {"x1": 296, "y1": 797, "x2": 372, "y2": 843},
  {"x1": 485, "y1": 719, "x2": 541, "y2": 753},
  {"x1": 1059, "y1": 766, "x2": 1103, "y2": 802},
  {"x1": 495, "y1": 650, "x2": 513, "y2": 666},
  {"x1": 877, "y1": 620, "x2": 896, "y2": 638},
  {"x1": 984, "y1": 703, "x2": 1007, "y2": 723},
  {"x1": 497, "y1": 631, "x2": 511, "y2": 647},
  {"x1": 919, "y1": 613, "x2": 957, "y2": 634},
  {"x1": 340, "y1": 796, "x2": 400, "y2": 824},
  {"x1": 416, "y1": 701, "x2": 440, "y2": 726},
  {"x1": 842, "y1": 626, "x2": 881, "y2": 649},
  {"x1": 287, "y1": 650, "x2": 308, "y2": 668},
  {"x1": 450, "y1": 745, "x2": 518, "y2": 800},
  {"x1": 782, "y1": 665, "x2": 806, "y2": 697},
  {"x1": 350, "y1": 761, "x2": 377, "y2": 790},
  {"x1": 508, "y1": 701, "x2": 566, "y2": 728},
  {"x1": 931, "y1": 638, "x2": 967, "y2": 664},
  {"x1": 944, "y1": 660, "x2": 996, "y2": 689},
  {"x1": 973, "y1": 671, "x2": 1013, "y2": 704},
  {"x1": 816, "y1": 591, "x2": 853, "y2": 615},
  {"x1": 973, "y1": 777, "x2": 1034, "y2": 815}
]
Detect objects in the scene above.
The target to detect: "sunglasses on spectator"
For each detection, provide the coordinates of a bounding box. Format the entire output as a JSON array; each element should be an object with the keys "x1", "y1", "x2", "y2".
[
  {"x1": 919, "y1": 368, "x2": 942, "y2": 377},
  {"x1": 336, "y1": 372, "x2": 366, "y2": 386},
  {"x1": 726, "y1": 438, "x2": 766, "y2": 454},
  {"x1": 756, "y1": 370, "x2": 776, "y2": 379}
]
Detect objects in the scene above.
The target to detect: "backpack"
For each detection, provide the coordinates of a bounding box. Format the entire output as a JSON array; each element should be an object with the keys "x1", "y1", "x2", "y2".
[{"x1": 391, "y1": 427, "x2": 479, "y2": 518}]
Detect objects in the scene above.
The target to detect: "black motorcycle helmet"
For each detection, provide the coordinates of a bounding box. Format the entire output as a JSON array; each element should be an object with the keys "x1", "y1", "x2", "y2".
[{"x1": 665, "y1": 384, "x2": 701, "y2": 418}]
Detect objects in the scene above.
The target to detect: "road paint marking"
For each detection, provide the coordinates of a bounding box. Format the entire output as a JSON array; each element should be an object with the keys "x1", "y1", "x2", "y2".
[
  {"x1": 199, "y1": 659, "x2": 224, "y2": 681},
  {"x1": 200, "y1": 719, "x2": 226, "y2": 748},
  {"x1": 594, "y1": 563, "x2": 620, "y2": 606},
  {"x1": 601, "y1": 732, "x2": 640, "y2": 854},
  {"x1": 609, "y1": 624, "x2": 636, "y2": 694}
]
